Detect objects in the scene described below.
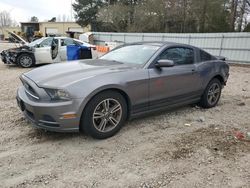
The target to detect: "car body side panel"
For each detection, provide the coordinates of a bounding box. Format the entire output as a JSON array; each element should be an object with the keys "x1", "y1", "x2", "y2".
[
  {"x1": 148, "y1": 65, "x2": 202, "y2": 107},
  {"x1": 147, "y1": 44, "x2": 203, "y2": 110},
  {"x1": 196, "y1": 60, "x2": 229, "y2": 90},
  {"x1": 59, "y1": 46, "x2": 67, "y2": 61},
  {"x1": 64, "y1": 69, "x2": 150, "y2": 118},
  {"x1": 34, "y1": 46, "x2": 53, "y2": 64}
]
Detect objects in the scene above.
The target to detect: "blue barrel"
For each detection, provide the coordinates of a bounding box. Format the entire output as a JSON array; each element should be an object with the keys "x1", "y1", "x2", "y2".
[{"x1": 67, "y1": 45, "x2": 80, "y2": 61}]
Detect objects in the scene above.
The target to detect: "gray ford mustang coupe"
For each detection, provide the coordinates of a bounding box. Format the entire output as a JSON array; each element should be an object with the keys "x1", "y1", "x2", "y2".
[{"x1": 17, "y1": 42, "x2": 229, "y2": 139}]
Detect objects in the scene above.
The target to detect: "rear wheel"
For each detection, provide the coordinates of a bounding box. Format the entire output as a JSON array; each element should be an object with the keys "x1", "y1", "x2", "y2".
[
  {"x1": 200, "y1": 78, "x2": 222, "y2": 108},
  {"x1": 81, "y1": 91, "x2": 127, "y2": 139},
  {"x1": 17, "y1": 54, "x2": 34, "y2": 68}
]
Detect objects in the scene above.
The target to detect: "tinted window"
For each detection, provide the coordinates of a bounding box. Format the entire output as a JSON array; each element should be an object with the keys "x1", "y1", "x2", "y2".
[
  {"x1": 159, "y1": 47, "x2": 194, "y2": 65},
  {"x1": 100, "y1": 45, "x2": 160, "y2": 65},
  {"x1": 200, "y1": 50, "x2": 212, "y2": 61}
]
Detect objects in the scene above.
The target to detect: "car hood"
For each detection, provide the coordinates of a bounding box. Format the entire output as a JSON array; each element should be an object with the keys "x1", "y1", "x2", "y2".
[
  {"x1": 8, "y1": 31, "x2": 28, "y2": 45},
  {"x1": 24, "y1": 59, "x2": 138, "y2": 88},
  {"x1": 3, "y1": 45, "x2": 32, "y2": 53}
]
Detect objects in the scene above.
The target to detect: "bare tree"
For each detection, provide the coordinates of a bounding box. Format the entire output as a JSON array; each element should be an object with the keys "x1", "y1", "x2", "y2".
[
  {"x1": 237, "y1": 0, "x2": 250, "y2": 31},
  {"x1": 230, "y1": 0, "x2": 239, "y2": 31},
  {"x1": 62, "y1": 14, "x2": 67, "y2": 22},
  {"x1": 0, "y1": 11, "x2": 13, "y2": 27},
  {"x1": 57, "y1": 15, "x2": 62, "y2": 22},
  {"x1": 0, "y1": 10, "x2": 17, "y2": 37},
  {"x1": 30, "y1": 16, "x2": 39, "y2": 22}
]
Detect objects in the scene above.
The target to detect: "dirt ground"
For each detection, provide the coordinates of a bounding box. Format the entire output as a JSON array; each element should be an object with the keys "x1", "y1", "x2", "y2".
[{"x1": 0, "y1": 43, "x2": 250, "y2": 188}]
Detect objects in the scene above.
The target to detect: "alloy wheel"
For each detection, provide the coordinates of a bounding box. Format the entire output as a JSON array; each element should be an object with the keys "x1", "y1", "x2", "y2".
[
  {"x1": 207, "y1": 83, "x2": 221, "y2": 106},
  {"x1": 20, "y1": 56, "x2": 32, "y2": 67},
  {"x1": 92, "y1": 98, "x2": 122, "y2": 133}
]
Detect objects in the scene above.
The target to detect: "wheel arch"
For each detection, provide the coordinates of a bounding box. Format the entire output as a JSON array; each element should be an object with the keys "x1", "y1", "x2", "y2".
[
  {"x1": 17, "y1": 52, "x2": 35, "y2": 62},
  {"x1": 79, "y1": 87, "x2": 132, "y2": 128},
  {"x1": 212, "y1": 74, "x2": 225, "y2": 85}
]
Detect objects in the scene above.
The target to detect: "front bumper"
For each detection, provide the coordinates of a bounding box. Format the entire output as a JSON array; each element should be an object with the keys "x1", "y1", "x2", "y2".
[
  {"x1": 0, "y1": 50, "x2": 17, "y2": 64},
  {"x1": 17, "y1": 86, "x2": 82, "y2": 132}
]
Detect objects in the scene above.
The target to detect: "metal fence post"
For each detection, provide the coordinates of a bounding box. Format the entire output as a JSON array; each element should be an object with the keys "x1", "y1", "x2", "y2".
[
  {"x1": 124, "y1": 33, "x2": 126, "y2": 43},
  {"x1": 162, "y1": 34, "x2": 165, "y2": 41},
  {"x1": 188, "y1": 35, "x2": 191, "y2": 45},
  {"x1": 219, "y1": 35, "x2": 224, "y2": 56},
  {"x1": 110, "y1": 33, "x2": 112, "y2": 42},
  {"x1": 142, "y1": 34, "x2": 144, "y2": 41}
]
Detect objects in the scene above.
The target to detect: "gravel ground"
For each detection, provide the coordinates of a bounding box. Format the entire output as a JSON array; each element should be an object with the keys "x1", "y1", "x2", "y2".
[{"x1": 0, "y1": 43, "x2": 250, "y2": 188}]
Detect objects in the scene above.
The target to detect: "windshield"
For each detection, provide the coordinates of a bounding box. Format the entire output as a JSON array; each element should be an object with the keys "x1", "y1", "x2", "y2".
[
  {"x1": 100, "y1": 44, "x2": 160, "y2": 65},
  {"x1": 28, "y1": 38, "x2": 45, "y2": 47}
]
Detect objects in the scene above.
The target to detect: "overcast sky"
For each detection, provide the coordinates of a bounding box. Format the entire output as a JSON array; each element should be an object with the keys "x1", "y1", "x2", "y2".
[{"x1": 0, "y1": 0, "x2": 75, "y2": 23}]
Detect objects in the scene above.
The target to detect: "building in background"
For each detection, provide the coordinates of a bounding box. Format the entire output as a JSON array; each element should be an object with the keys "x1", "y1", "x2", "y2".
[
  {"x1": 20, "y1": 21, "x2": 90, "y2": 41},
  {"x1": 39, "y1": 22, "x2": 90, "y2": 36}
]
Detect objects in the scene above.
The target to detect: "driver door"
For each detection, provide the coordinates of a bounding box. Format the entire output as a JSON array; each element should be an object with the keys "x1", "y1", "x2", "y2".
[
  {"x1": 34, "y1": 38, "x2": 53, "y2": 64},
  {"x1": 51, "y1": 38, "x2": 60, "y2": 62},
  {"x1": 148, "y1": 47, "x2": 202, "y2": 109}
]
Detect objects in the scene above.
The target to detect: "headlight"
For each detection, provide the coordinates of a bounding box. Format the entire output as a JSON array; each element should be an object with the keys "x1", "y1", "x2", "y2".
[{"x1": 44, "y1": 88, "x2": 71, "y2": 101}]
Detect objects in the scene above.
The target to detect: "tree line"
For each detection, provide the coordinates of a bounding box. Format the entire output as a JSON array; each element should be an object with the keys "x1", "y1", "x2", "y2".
[{"x1": 73, "y1": 0, "x2": 250, "y2": 32}]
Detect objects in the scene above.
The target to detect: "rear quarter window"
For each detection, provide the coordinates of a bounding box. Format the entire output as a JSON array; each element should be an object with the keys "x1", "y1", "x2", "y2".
[{"x1": 200, "y1": 50, "x2": 214, "y2": 62}]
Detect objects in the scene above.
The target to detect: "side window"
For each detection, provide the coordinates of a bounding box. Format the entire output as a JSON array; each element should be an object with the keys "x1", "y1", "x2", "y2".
[
  {"x1": 39, "y1": 38, "x2": 53, "y2": 47},
  {"x1": 200, "y1": 50, "x2": 212, "y2": 62},
  {"x1": 61, "y1": 38, "x2": 75, "y2": 46},
  {"x1": 159, "y1": 47, "x2": 194, "y2": 65}
]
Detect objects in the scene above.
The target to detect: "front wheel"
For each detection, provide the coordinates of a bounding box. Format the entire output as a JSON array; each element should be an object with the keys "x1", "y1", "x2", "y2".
[
  {"x1": 200, "y1": 78, "x2": 222, "y2": 108},
  {"x1": 17, "y1": 54, "x2": 34, "y2": 68},
  {"x1": 81, "y1": 91, "x2": 127, "y2": 139}
]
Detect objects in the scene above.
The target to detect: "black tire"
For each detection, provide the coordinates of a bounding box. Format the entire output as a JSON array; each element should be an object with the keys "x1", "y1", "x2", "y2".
[
  {"x1": 17, "y1": 53, "x2": 35, "y2": 68},
  {"x1": 80, "y1": 91, "x2": 128, "y2": 139},
  {"x1": 200, "y1": 78, "x2": 222, "y2": 108}
]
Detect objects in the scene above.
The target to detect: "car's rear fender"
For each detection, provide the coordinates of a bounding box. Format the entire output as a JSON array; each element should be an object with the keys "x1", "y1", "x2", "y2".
[{"x1": 201, "y1": 61, "x2": 229, "y2": 90}]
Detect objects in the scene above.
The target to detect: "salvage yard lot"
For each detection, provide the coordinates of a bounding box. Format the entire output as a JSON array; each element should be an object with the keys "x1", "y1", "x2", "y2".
[{"x1": 0, "y1": 43, "x2": 250, "y2": 187}]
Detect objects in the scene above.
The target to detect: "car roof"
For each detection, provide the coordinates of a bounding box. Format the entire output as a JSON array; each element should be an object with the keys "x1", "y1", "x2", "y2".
[
  {"x1": 41, "y1": 36, "x2": 72, "y2": 40},
  {"x1": 51, "y1": 37, "x2": 68, "y2": 39},
  {"x1": 126, "y1": 41, "x2": 198, "y2": 49}
]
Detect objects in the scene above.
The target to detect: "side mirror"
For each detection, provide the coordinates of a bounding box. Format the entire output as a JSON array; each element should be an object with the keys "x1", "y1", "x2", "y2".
[{"x1": 155, "y1": 59, "x2": 174, "y2": 68}]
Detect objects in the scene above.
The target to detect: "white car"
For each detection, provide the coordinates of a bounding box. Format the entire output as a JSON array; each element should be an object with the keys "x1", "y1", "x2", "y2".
[{"x1": 1, "y1": 33, "x2": 97, "y2": 68}]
